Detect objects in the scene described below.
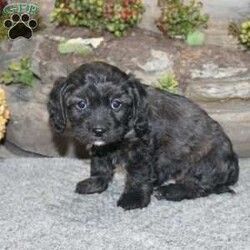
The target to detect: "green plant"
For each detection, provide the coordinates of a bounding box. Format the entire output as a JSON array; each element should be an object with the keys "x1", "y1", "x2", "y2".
[
  {"x1": 156, "y1": 0, "x2": 209, "y2": 38},
  {"x1": 0, "y1": 13, "x2": 9, "y2": 40},
  {"x1": 51, "y1": 0, "x2": 144, "y2": 37},
  {"x1": 154, "y1": 72, "x2": 178, "y2": 93},
  {"x1": 104, "y1": 0, "x2": 144, "y2": 37},
  {"x1": 51, "y1": 0, "x2": 105, "y2": 29},
  {"x1": 0, "y1": 57, "x2": 37, "y2": 87},
  {"x1": 228, "y1": 20, "x2": 250, "y2": 49}
]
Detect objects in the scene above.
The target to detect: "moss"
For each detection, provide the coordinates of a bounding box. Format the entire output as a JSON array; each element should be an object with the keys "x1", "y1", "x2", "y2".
[
  {"x1": 58, "y1": 41, "x2": 93, "y2": 55},
  {"x1": 186, "y1": 30, "x2": 205, "y2": 46}
]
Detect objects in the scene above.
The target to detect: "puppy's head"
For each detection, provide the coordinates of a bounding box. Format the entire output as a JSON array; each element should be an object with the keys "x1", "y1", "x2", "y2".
[{"x1": 47, "y1": 62, "x2": 149, "y2": 146}]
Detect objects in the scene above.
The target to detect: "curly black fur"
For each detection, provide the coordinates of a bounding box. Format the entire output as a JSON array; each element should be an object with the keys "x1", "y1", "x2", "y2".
[{"x1": 47, "y1": 62, "x2": 239, "y2": 210}]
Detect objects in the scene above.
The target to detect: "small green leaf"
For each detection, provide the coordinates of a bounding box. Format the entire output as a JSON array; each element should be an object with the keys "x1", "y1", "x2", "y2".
[
  {"x1": 20, "y1": 57, "x2": 30, "y2": 69},
  {"x1": 0, "y1": 71, "x2": 14, "y2": 84},
  {"x1": 18, "y1": 69, "x2": 33, "y2": 86},
  {"x1": 8, "y1": 61, "x2": 22, "y2": 71}
]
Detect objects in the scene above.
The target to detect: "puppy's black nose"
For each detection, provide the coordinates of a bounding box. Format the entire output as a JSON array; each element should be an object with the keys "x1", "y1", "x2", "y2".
[{"x1": 92, "y1": 127, "x2": 107, "y2": 137}]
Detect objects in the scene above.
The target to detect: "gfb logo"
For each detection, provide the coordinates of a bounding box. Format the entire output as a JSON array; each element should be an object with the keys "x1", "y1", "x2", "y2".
[{"x1": 2, "y1": 0, "x2": 39, "y2": 40}]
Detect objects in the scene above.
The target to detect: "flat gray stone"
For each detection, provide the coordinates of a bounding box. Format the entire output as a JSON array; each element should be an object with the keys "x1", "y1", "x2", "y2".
[
  {"x1": 39, "y1": 61, "x2": 69, "y2": 84},
  {"x1": 133, "y1": 70, "x2": 164, "y2": 86},
  {"x1": 185, "y1": 75, "x2": 250, "y2": 101},
  {"x1": 136, "y1": 49, "x2": 173, "y2": 73},
  {"x1": 0, "y1": 38, "x2": 36, "y2": 72},
  {"x1": 6, "y1": 100, "x2": 54, "y2": 155},
  {"x1": 191, "y1": 63, "x2": 247, "y2": 79},
  {"x1": 9, "y1": 38, "x2": 37, "y2": 56},
  {"x1": 5, "y1": 103, "x2": 86, "y2": 157},
  {"x1": 0, "y1": 158, "x2": 249, "y2": 250},
  {"x1": 204, "y1": 23, "x2": 242, "y2": 50},
  {"x1": 3, "y1": 84, "x2": 87, "y2": 158}
]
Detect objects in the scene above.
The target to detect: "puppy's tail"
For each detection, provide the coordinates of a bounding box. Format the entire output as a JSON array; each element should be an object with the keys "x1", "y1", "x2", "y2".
[
  {"x1": 212, "y1": 153, "x2": 239, "y2": 195},
  {"x1": 226, "y1": 152, "x2": 239, "y2": 186},
  {"x1": 213, "y1": 185, "x2": 236, "y2": 195}
]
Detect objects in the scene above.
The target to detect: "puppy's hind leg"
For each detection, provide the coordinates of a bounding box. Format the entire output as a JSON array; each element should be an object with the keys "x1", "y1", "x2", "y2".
[
  {"x1": 155, "y1": 181, "x2": 208, "y2": 201},
  {"x1": 155, "y1": 152, "x2": 239, "y2": 201}
]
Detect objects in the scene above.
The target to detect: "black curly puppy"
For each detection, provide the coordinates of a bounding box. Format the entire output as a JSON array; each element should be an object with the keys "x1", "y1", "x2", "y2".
[{"x1": 47, "y1": 62, "x2": 239, "y2": 210}]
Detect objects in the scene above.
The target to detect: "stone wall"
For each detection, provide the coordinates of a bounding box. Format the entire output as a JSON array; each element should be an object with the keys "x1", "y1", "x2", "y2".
[
  {"x1": 184, "y1": 65, "x2": 250, "y2": 158},
  {"x1": 1, "y1": 1, "x2": 250, "y2": 158}
]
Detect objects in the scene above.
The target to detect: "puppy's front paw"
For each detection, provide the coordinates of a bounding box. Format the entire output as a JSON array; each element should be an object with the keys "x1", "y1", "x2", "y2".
[
  {"x1": 75, "y1": 177, "x2": 108, "y2": 194},
  {"x1": 117, "y1": 191, "x2": 150, "y2": 210}
]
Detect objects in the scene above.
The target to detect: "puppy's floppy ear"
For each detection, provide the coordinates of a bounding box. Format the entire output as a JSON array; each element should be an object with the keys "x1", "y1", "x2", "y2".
[
  {"x1": 129, "y1": 78, "x2": 149, "y2": 137},
  {"x1": 47, "y1": 77, "x2": 68, "y2": 133}
]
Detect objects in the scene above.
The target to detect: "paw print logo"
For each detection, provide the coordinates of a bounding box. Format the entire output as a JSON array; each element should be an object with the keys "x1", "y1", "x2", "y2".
[{"x1": 3, "y1": 13, "x2": 37, "y2": 40}]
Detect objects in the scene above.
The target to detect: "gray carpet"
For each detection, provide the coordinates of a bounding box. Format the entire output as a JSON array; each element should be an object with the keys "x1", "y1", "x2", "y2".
[{"x1": 0, "y1": 158, "x2": 249, "y2": 250}]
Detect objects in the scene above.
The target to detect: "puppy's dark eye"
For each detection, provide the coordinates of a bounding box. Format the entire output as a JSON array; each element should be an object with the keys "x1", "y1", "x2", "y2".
[
  {"x1": 111, "y1": 99, "x2": 122, "y2": 110},
  {"x1": 76, "y1": 100, "x2": 87, "y2": 110}
]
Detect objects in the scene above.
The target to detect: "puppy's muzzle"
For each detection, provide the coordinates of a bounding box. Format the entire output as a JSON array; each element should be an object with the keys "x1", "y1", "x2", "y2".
[{"x1": 92, "y1": 127, "x2": 107, "y2": 137}]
